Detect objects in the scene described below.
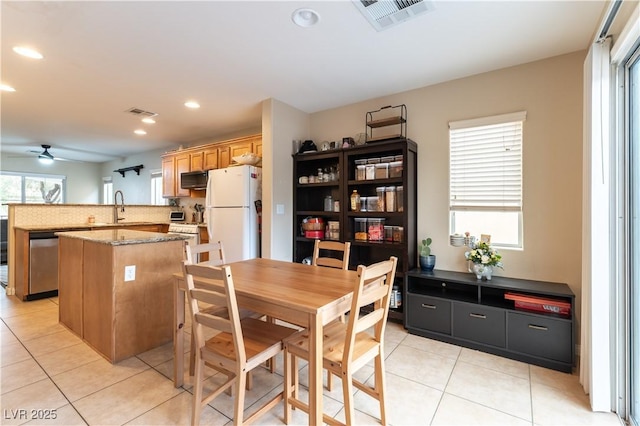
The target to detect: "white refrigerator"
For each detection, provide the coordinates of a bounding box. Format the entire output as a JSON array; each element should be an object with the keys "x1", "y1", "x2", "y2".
[{"x1": 205, "y1": 165, "x2": 262, "y2": 263}]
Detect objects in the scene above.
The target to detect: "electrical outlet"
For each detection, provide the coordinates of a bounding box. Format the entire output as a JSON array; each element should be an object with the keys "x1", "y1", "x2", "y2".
[{"x1": 124, "y1": 265, "x2": 136, "y2": 281}]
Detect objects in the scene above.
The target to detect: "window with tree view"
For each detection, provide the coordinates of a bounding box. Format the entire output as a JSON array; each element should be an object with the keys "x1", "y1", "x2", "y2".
[
  {"x1": 449, "y1": 111, "x2": 526, "y2": 248},
  {"x1": 0, "y1": 172, "x2": 66, "y2": 217}
]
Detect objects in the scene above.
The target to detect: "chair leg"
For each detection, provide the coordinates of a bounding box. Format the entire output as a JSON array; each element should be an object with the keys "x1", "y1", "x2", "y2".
[
  {"x1": 266, "y1": 316, "x2": 276, "y2": 373},
  {"x1": 341, "y1": 370, "x2": 355, "y2": 426},
  {"x1": 189, "y1": 330, "x2": 196, "y2": 377},
  {"x1": 326, "y1": 370, "x2": 333, "y2": 391},
  {"x1": 284, "y1": 350, "x2": 292, "y2": 424},
  {"x1": 375, "y1": 354, "x2": 387, "y2": 426},
  {"x1": 235, "y1": 369, "x2": 247, "y2": 425},
  {"x1": 293, "y1": 355, "x2": 299, "y2": 407},
  {"x1": 191, "y1": 356, "x2": 204, "y2": 426}
]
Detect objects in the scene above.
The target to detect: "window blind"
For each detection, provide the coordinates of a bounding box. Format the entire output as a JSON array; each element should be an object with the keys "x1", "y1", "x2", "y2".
[{"x1": 449, "y1": 112, "x2": 525, "y2": 212}]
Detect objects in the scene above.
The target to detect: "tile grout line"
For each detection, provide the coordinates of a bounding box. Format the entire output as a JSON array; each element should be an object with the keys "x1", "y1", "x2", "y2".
[{"x1": 1, "y1": 318, "x2": 90, "y2": 425}]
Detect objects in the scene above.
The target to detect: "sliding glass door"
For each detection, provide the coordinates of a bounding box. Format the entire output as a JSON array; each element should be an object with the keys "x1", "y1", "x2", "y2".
[{"x1": 629, "y1": 46, "x2": 639, "y2": 426}]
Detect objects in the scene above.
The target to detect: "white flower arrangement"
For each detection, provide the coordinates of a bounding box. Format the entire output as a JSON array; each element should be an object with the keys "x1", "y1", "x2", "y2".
[{"x1": 465, "y1": 241, "x2": 503, "y2": 268}]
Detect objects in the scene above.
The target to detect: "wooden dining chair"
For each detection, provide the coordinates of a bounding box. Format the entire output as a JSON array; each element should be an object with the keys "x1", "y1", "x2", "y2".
[
  {"x1": 183, "y1": 260, "x2": 297, "y2": 426},
  {"x1": 184, "y1": 241, "x2": 261, "y2": 386},
  {"x1": 312, "y1": 240, "x2": 351, "y2": 270},
  {"x1": 311, "y1": 239, "x2": 351, "y2": 390},
  {"x1": 283, "y1": 256, "x2": 398, "y2": 426},
  {"x1": 185, "y1": 240, "x2": 225, "y2": 265}
]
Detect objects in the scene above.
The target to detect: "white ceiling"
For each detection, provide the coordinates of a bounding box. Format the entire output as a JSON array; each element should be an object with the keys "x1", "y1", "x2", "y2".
[{"x1": 1, "y1": 1, "x2": 607, "y2": 163}]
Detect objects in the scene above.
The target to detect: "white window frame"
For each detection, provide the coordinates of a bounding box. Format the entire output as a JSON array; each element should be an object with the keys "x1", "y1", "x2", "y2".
[
  {"x1": 103, "y1": 176, "x2": 113, "y2": 205},
  {"x1": 449, "y1": 111, "x2": 526, "y2": 248},
  {"x1": 150, "y1": 169, "x2": 165, "y2": 205},
  {"x1": 0, "y1": 172, "x2": 67, "y2": 214}
]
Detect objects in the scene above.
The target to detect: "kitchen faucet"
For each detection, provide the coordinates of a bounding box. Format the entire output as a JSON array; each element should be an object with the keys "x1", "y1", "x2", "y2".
[{"x1": 114, "y1": 190, "x2": 125, "y2": 222}]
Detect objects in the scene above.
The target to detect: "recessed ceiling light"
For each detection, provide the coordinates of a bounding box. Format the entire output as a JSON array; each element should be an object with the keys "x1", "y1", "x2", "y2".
[
  {"x1": 292, "y1": 8, "x2": 320, "y2": 27},
  {"x1": 184, "y1": 101, "x2": 200, "y2": 109},
  {"x1": 141, "y1": 117, "x2": 156, "y2": 124},
  {"x1": 13, "y1": 46, "x2": 43, "y2": 59},
  {"x1": 0, "y1": 84, "x2": 16, "y2": 92},
  {"x1": 134, "y1": 129, "x2": 147, "y2": 135}
]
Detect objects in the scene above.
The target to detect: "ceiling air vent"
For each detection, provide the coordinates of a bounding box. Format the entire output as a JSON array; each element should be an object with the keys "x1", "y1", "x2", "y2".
[
  {"x1": 353, "y1": 0, "x2": 435, "y2": 31},
  {"x1": 125, "y1": 107, "x2": 158, "y2": 118}
]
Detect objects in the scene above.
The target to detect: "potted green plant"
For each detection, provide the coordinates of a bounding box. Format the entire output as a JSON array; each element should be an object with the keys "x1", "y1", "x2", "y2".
[{"x1": 419, "y1": 238, "x2": 436, "y2": 271}]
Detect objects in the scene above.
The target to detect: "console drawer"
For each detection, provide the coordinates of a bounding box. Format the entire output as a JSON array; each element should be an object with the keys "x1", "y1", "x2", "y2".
[
  {"x1": 453, "y1": 302, "x2": 506, "y2": 347},
  {"x1": 406, "y1": 294, "x2": 451, "y2": 335},
  {"x1": 507, "y1": 312, "x2": 572, "y2": 363}
]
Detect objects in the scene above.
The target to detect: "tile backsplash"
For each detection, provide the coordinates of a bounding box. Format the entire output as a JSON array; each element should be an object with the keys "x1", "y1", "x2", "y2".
[{"x1": 9, "y1": 204, "x2": 175, "y2": 226}]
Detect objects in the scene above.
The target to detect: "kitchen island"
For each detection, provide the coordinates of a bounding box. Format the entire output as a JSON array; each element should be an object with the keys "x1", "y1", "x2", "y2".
[{"x1": 57, "y1": 229, "x2": 190, "y2": 363}]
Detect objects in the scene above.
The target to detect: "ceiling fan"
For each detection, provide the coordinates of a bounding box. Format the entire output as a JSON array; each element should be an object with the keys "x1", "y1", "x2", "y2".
[
  {"x1": 25, "y1": 144, "x2": 75, "y2": 163},
  {"x1": 37, "y1": 144, "x2": 55, "y2": 163}
]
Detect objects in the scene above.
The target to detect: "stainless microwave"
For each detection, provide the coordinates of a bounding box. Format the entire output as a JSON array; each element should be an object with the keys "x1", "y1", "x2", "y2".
[{"x1": 180, "y1": 170, "x2": 208, "y2": 190}]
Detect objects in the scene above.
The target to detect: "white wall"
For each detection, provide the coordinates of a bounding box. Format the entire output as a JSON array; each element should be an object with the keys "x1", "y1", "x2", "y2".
[
  {"x1": 0, "y1": 154, "x2": 103, "y2": 203},
  {"x1": 99, "y1": 148, "x2": 167, "y2": 205}
]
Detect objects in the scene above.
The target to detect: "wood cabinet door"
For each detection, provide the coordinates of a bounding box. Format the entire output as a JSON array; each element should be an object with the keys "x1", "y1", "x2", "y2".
[
  {"x1": 230, "y1": 141, "x2": 252, "y2": 158},
  {"x1": 218, "y1": 145, "x2": 231, "y2": 169},
  {"x1": 203, "y1": 148, "x2": 218, "y2": 170},
  {"x1": 175, "y1": 153, "x2": 191, "y2": 197},
  {"x1": 190, "y1": 152, "x2": 204, "y2": 171},
  {"x1": 253, "y1": 139, "x2": 262, "y2": 157},
  {"x1": 161, "y1": 156, "x2": 176, "y2": 197}
]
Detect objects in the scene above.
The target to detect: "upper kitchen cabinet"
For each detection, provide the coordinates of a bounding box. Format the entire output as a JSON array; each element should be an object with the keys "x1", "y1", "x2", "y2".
[
  {"x1": 161, "y1": 134, "x2": 262, "y2": 198},
  {"x1": 218, "y1": 137, "x2": 255, "y2": 169},
  {"x1": 190, "y1": 151, "x2": 204, "y2": 171},
  {"x1": 203, "y1": 148, "x2": 219, "y2": 170},
  {"x1": 162, "y1": 153, "x2": 190, "y2": 198}
]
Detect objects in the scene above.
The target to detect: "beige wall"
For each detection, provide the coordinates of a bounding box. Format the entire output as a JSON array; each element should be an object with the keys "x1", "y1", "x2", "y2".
[
  {"x1": 309, "y1": 51, "x2": 585, "y2": 325},
  {"x1": 262, "y1": 99, "x2": 310, "y2": 261}
]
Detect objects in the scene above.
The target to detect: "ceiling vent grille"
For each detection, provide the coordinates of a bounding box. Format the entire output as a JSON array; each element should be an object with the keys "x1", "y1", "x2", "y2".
[
  {"x1": 125, "y1": 107, "x2": 158, "y2": 117},
  {"x1": 353, "y1": 0, "x2": 435, "y2": 31}
]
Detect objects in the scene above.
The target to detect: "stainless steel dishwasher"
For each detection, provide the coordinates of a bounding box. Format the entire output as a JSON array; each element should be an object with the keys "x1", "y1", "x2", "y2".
[{"x1": 28, "y1": 231, "x2": 59, "y2": 300}]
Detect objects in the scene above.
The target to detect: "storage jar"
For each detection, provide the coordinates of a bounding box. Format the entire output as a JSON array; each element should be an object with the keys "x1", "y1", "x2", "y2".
[
  {"x1": 375, "y1": 163, "x2": 389, "y2": 179},
  {"x1": 365, "y1": 164, "x2": 375, "y2": 180},
  {"x1": 389, "y1": 161, "x2": 403, "y2": 178},
  {"x1": 385, "y1": 186, "x2": 396, "y2": 212},
  {"x1": 376, "y1": 187, "x2": 386, "y2": 212},
  {"x1": 393, "y1": 226, "x2": 404, "y2": 243},
  {"x1": 396, "y1": 186, "x2": 403, "y2": 212},
  {"x1": 366, "y1": 196, "x2": 379, "y2": 212},
  {"x1": 384, "y1": 225, "x2": 394, "y2": 242},
  {"x1": 356, "y1": 165, "x2": 366, "y2": 181},
  {"x1": 367, "y1": 218, "x2": 385, "y2": 241},
  {"x1": 355, "y1": 218, "x2": 368, "y2": 241}
]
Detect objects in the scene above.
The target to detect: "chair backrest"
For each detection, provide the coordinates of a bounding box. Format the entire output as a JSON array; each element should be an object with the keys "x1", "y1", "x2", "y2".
[
  {"x1": 182, "y1": 260, "x2": 246, "y2": 370},
  {"x1": 185, "y1": 241, "x2": 226, "y2": 266},
  {"x1": 312, "y1": 240, "x2": 351, "y2": 270},
  {"x1": 343, "y1": 256, "x2": 398, "y2": 364}
]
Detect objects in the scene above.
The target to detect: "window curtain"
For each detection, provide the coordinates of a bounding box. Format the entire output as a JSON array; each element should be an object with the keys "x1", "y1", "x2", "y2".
[{"x1": 581, "y1": 38, "x2": 613, "y2": 412}]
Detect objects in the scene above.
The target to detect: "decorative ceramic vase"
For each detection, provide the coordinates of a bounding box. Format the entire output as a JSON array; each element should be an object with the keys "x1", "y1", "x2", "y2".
[
  {"x1": 420, "y1": 255, "x2": 436, "y2": 272},
  {"x1": 472, "y1": 263, "x2": 493, "y2": 280}
]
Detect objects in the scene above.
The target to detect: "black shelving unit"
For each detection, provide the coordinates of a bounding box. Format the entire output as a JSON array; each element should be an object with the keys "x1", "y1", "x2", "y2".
[{"x1": 293, "y1": 139, "x2": 417, "y2": 322}]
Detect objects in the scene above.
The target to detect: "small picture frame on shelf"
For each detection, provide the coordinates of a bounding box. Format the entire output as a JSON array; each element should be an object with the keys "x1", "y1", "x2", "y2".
[{"x1": 480, "y1": 234, "x2": 491, "y2": 243}]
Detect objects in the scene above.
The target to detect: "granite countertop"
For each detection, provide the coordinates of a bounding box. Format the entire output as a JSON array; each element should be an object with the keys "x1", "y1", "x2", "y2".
[
  {"x1": 55, "y1": 229, "x2": 192, "y2": 246},
  {"x1": 14, "y1": 222, "x2": 171, "y2": 232},
  {"x1": 14, "y1": 222, "x2": 206, "y2": 232}
]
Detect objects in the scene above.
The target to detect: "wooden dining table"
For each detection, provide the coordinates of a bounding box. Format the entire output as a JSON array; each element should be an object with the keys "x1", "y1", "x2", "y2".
[{"x1": 173, "y1": 257, "x2": 358, "y2": 425}]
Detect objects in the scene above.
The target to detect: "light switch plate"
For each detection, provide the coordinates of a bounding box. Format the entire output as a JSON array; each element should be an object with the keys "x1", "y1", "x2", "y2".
[
  {"x1": 124, "y1": 265, "x2": 136, "y2": 281},
  {"x1": 276, "y1": 204, "x2": 285, "y2": 215}
]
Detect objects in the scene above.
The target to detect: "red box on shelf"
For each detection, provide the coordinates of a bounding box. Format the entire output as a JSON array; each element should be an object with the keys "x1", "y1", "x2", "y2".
[{"x1": 504, "y1": 292, "x2": 571, "y2": 317}]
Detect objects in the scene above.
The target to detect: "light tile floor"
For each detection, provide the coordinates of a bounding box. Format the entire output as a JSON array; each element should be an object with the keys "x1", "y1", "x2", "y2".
[{"x1": 0, "y1": 292, "x2": 624, "y2": 426}]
